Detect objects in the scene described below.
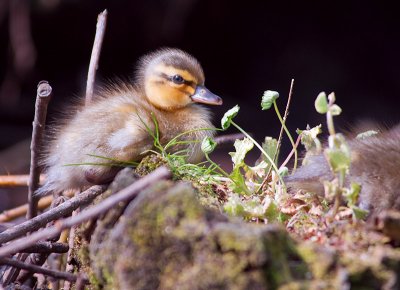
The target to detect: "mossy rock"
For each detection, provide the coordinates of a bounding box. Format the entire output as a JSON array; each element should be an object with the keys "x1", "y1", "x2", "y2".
[
  {"x1": 89, "y1": 181, "x2": 309, "y2": 289},
  {"x1": 136, "y1": 153, "x2": 222, "y2": 210},
  {"x1": 75, "y1": 168, "x2": 400, "y2": 289}
]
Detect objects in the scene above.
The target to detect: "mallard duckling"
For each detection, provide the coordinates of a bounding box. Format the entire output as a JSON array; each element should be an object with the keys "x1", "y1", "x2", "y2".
[
  {"x1": 38, "y1": 48, "x2": 222, "y2": 195},
  {"x1": 285, "y1": 125, "x2": 400, "y2": 214}
]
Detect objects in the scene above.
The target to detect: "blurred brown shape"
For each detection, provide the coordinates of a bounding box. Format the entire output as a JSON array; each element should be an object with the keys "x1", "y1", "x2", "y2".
[{"x1": 0, "y1": 0, "x2": 36, "y2": 108}]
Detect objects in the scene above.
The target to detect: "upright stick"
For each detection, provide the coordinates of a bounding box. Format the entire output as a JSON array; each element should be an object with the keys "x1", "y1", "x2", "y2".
[
  {"x1": 28, "y1": 81, "x2": 52, "y2": 219},
  {"x1": 85, "y1": 9, "x2": 107, "y2": 105}
]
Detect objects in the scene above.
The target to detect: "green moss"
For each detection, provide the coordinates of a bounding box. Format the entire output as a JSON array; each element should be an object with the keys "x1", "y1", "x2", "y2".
[
  {"x1": 296, "y1": 243, "x2": 336, "y2": 279},
  {"x1": 135, "y1": 154, "x2": 167, "y2": 176},
  {"x1": 88, "y1": 181, "x2": 309, "y2": 289}
]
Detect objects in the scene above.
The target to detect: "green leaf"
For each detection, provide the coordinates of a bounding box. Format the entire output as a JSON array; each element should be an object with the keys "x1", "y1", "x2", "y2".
[
  {"x1": 352, "y1": 206, "x2": 369, "y2": 220},
  {"x1": 328, "y1": 134, "x2": 347, "y2": 149},
  {"x1": 243, "y1": 196, "x2": 265, "y2": 218},
  {"x1": 263, "y1": 197, "x2": 280, "y2": 222},
  {"x1": 325, "y1": 147, "x2": 351, "y2": 173},
  {"x1": 329, "y1": 104, "x2": 342, "y2": 116},
  {"x1": 245, "y1": 161, "x2": 268, "y2": 181},
  {"x1": 261, "y1": 90, "x2": 279, "y2": 110},
  {"x1": 298, "y1": 125, "x2": 322, "y2": 152},
  {"x1": 278, "y1": 166, "x2": 289, "y2": 177},
  {"x1": 315, "y1": 92, "x2": 328, "y2": 114},
  {"x1": 221, "y1": 105, "x2": 240, "y2": 130},
  {"x1": 328, "y1": 92, "x2": 336, "y2": 104},
  {"x1": 344, "y1": 182, "x2": 361, "y2": 206},
  {"x1": 224, "y1": 194, "x2": 245, "y2": 216},
  {"x1": 229, "y1": 138, "x2": 254, "y2": 167},
  {"x1": 326, "y1": 134, "x2": 351, "y2": 173},
  {"x1": 201, "y1": 137, "x2": 217, "y2": 154},
  {"x1": 261, "y1": 137, "x2": 278, "y2": 166},
  {"x1": 229, "y1": 166, "x2": 251, "y2": 195}
]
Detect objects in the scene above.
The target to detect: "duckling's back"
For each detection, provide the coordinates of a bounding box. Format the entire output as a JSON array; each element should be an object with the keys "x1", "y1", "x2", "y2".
[{"x1": 40, "y1": 85, "x2": 156, "y2": 195}]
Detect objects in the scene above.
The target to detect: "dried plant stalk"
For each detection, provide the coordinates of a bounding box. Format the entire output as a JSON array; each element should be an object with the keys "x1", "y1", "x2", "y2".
[
  {"x1": 0, "y1": 190, "x2": 75, "y2": 223},
  {"x1": 0, "y1": 174, "x2": 45, "y2": 187},
  {"x1": 0, "y1": 167, "x2": 170, "y2": 258},
  {"x1": 28, "y1": 81, "x2": 52, "y2": 219},
  {"x1": 85, "y1": 9, "x2": 107, "y2": 105}
]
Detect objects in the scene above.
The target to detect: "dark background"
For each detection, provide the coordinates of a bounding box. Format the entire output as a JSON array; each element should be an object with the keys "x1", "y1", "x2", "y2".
[{"x1": 1, "y1": 1, "x2": 400, "y2": 207}]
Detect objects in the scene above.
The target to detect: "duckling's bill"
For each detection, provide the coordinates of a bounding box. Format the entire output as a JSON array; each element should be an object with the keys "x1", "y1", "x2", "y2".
[{"x1": 191, "y1": 85, "x2": 223, "y2": 105}]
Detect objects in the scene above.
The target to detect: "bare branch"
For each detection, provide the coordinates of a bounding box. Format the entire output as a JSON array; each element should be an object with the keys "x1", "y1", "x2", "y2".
[
  {"x1": 21, "y1": 242, "x2": 69, "y2": 254},
  {"x1": 75, "y1": 274, "x2": 87, "y2": 290},
  {"x1": 63, "y1": 210, "x2": 78, "y2": 290},
  {"x1": 0, "y1": 257, "x2": 87, "y2": 283},
  {"x1": 28, "y1": 81, "x2": 52, "y2": 219},
  {"x1": 85, "y1": 9, "x2": 107, "y2": 105},
  {"x1": 0, "y1": 166, "x2": 171, "y2": 258},
  {"x1": 1, "y1": 253, "x2": 29, "y2": 285},
  {"x1": 0, "y1": 185, "x2": 107, "y2": 245},
  {"x1": 0, "y1": 190, "x2": 75, "y2": 223},
  {"x1": 0, "y1": 174, "x2": 45, "y2": 188}
]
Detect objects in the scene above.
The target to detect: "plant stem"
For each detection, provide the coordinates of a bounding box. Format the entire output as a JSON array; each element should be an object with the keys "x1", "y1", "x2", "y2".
[
  {"x1": 273, "y1": 101, "x2": 298, "y2": 170},
  {"x1": 279, "y1": 134, "x2": 301, "y2": 169},
  {"x1": 326, "y1": 110, "x2": 336, "y2": 136},
  {"x1": 28, "y1": 81, "x2": 52, "y2": 219},
  {"x1": 231, "y1": 121, "x2": 285, "y2": 187},
  {"x1": 204, "y1": 154, "x2": 230, "y2": 178},
  {"x1": 164, "y1": 127, "x2": 218, "y2": 151}
]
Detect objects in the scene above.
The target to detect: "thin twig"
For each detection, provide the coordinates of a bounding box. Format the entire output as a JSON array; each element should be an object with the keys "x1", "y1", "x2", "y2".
[
  {"x1": 0, "y1": 185, "x2": 107, "y2": 245},
  {"x1": 63, "y1": 210, "x2": 78, "y2": 290},
  {"x1": 0, "y1": 167, "x2": 171, "y2": 258},
  {"x1": 0, "y1": 190, "x2": 75, "y2": 223},
  {"x1": 214, "y1": 133, "x2": 246, "y2": 145},
  {"x1": 85, "y1": 9, "x2": 107, "y2": 105},
  {"x1": 75, "y1": 273, "x2": 87, "y2": 290},
  {"x1": 21, "y1": 242, "x2": 69, "y2": 254},
  {"x1": 1, "y1": 253, "x2": 29, "y2": 285},
  {"x1": 0, "y1": 174, "x2": 45, "y2": 187},
  {"x1": 4, "y1": 197, "x2": 66, "y2": 285},
  {"x1": 275, "y1": 79, "x2": 295, "y2": 164},
  {"x1": 279, "y1": 134, "x2": 301, "y2": 169},
  {"x1": 28, "y1": 81, "x2": 52, "y2": 219},
  {"x1": 0, "y1": 257, "x2": 87, "y2": 283}
]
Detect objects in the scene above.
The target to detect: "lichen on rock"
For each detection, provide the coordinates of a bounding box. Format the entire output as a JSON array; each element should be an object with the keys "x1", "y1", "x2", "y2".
[{"x1": 89, "y1": 179, "x2": 309, "y2": 289}]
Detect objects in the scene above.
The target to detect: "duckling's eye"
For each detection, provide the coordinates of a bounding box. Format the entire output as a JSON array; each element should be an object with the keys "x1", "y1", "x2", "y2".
[{"x1": 171, "y1": 74, "x2": 185, "y2": 84}]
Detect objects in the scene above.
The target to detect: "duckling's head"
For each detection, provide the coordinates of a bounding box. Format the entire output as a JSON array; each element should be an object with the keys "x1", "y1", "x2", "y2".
[{"x1": 136, "y1": 48, "x2": 222, "y2": 110}]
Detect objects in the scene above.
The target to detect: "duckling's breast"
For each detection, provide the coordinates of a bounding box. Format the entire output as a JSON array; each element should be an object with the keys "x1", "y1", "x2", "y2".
[{"x1": 155, "y1": 104, "x2": 215, "y2": 163}]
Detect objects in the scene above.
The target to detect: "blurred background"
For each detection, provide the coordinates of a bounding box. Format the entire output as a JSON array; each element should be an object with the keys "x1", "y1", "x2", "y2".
[{"x1": 1, "y1": 0, "x2": 400, "y2": 209}]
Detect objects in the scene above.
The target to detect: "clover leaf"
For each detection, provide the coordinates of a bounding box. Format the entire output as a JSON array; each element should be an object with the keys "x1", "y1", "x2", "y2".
[
  {"x1": 221, "y1": 105, "x2": 240, "y2": 130},
  {"x1": 261, "y1": 90, "x2": 279, "y2": 110}
]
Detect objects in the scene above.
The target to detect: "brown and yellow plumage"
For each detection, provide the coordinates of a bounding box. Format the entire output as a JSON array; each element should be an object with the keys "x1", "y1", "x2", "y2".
[{"x1": 38, "y1": 48, "x2": 222, "y2": 195}]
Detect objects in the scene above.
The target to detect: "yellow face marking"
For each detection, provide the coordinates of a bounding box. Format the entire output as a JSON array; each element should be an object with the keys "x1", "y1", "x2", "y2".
[
  {"x1": 144, "y1": 64, "x2": 200, "y2": 110},
  {"x1": 182, "y1": 85, "x2": 195, "y2": 95},
  {"x1": 145, "y1": 79, "x2": 192, "y2": 110},
  {"x1": 153, "y1": 64, "x2": 197, "y2": 84}
]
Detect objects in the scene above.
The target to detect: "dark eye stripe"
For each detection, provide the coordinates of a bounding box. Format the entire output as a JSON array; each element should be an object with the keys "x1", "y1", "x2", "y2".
[{"x1": 158, "y1": 73, "x2": 195, "y2": 87}]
